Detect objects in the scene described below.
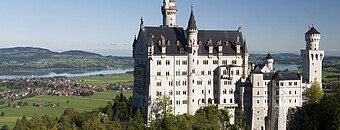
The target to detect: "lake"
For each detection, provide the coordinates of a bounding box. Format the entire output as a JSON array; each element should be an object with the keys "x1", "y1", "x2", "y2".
[
  {"x1": 0, "y1": 64, "x2": 300, "y2": 79},
  {"x1": 0, "y1": 67, "x2": 134, "y2": 79}
]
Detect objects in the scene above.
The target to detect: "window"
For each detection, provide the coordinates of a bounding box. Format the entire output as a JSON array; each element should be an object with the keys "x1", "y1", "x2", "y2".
[
  {"x1": 231, "y1": 71, "x2": 234, "y2": 75},
  {"x1": 276, "y1": 90, "x2": 279, "y2": 95},
  {"x1": 232, "y1": 60, "x2": 237, "y2": 64},
  {"x1": 280, "y1": 82, "x2": 284, "y2": 86},
  {"x1": 183, "y1": 100, "x2": 188, "y2": 104},
  {"x1": 176, "y1": 81, "x2": 180, "y2": 86},
  {"x1": 228, "y1": 81, "x2": 232, "y2": 85},
  {"x1": 182, "y1": 60, "x2": 188, "y2": 65},
  {"x1": 289, "y1": 99, "x2": 291, "y2": 103},
  {"x1": 236, "y1": 70, "x2": 240, "y2": 75},
  {"x1": 169, "y1": 81, "x2": 173, "y2": 86},
  {"x1": 289, "y1": 82, "x2": 292, "y2": 86},
  {"x1": 208, "y1": 71, "x2": 212, "y2": 75},
  {"x1": 224, "y1": 81, "x2": 228, "y2": 85},
  {"x1": 201, "y1": 71, "x2": 205, "y2": 75},
  {"x1": 192, "y1": 89, "x2": 195, "y2": 93},
  {"x1": 265, "y1": 82, "x2": 267, "y2": 86},
  {"x1": 294, "y1": 82, "x2": 298, "y2": 85},
  {"x1": 197, "y1": 80, "x2": 202, "y2": 85},
  {"x1": 166, "y1": 60, "x2": 170, "y2": 65},
  {"x1": 276, "y1": 99, "x2": 279, "y2": 104},
  {"x1": 183, "y1": 81, "x2": 187, "y2": 86},
  {"x1": 223, "y1": 70, "x2": 227, "y2": 75},
  {"x1": 202, "y1": 99, "x2": 205, "y2": 103},
  {"x1": 176, "y1": 91, "x2": 180, "y2": 95},
  {"x1": 169, "y1": 91, "x2": 173, "y2": 95},
  {"x1": 182, "y1": 71, "x2": 187, "y2": 75},
  {"x1": 222, "y1": 60, "x2": 227, "y2": 65},
  {"x1": 213, "y1": 60, "x2": 218, "y2": 64},
  {"x1": 203, "y1": 60, "x2": 208, "y2": 65},
  {"x1": 208, "y1": 80, "x2": 212, "y2": 85},
  {"x1": 257, "y1": 100, "x2": 259, "y2": 104},
  {"x1": 289, "y1": 91, "x2": 291, "y2": 95},
  {"x1": 166, "y1": 71, "x2": 170, "y2": 76},
  {"x1": 208, "y1": 90, "x2": 211, "y2": 94},
  {"x1": 176, "y1": 100, "x2": 181, "y2": 105},
  {"x1": 157, "y1": 60, "x2": 162, "y2": 65},
  {"x1": 295, "y1": 91, "x2": 297, "y2": 95},
  {"x1": 257, "y1": 82, "x2": 260, "y2": 86},
  {"x1": 229, "y1": 89, "x2": 233, "y2": 94},
  {"x1": 223, "y1": 89, "x2": 227, "y2": 94},
  {"x1": 157, "y1": 82, "x2": 162, "y2": 86},
  {"x1": 176, "y1": 71, "x2": 180, "y2": 76},
  {"x1": 197, "y1": 60, "x2": 199, "y2": 65},
  {"x1": 202, "y1": 90, "x2": 204, "y2": 94},
  {"x1": 183, "y1": 91, "x2": 187, "y2": 95},
  {"x1": 157, "y1": 91, "x2": 162, "y2": 96},
  {"x1": 224, "y1": 99, "x2": 226, "y2": 103},
  {"x1": 257, "y1": 91, "x2": 260, "y2": 95},
  {"x1": 170, "y1": 100, "x2": 173, "y2": 105},
  {"x1": 176, "y1": 60, "x2": 180, "y2": 65},
  {"x1": 157, "y1": 71, "x2": 161, "y2": 76}
]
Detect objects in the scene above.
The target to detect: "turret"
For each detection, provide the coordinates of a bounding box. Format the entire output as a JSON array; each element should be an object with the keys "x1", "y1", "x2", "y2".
[
  {"x1": 305, "y1": 26, "x2": 321, "y2": 50},
  {"x1": 187, "y1": 6, "x2": 199, "y2": 115},
  {"x1": 265, "y1": 53, "x2": 274, "y2": 72},
  {"x1": 162, "y1": 0, "x2": 177, "y2": 27}
]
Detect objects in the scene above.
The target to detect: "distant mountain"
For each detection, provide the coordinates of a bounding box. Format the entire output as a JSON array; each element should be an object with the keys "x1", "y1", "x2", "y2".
[
  {"x1": 0, "y1": 47, "x2": 116, "y2": 63},
  {"x1": 60, "y1": 50, "x2": 102, "y2": 57}
]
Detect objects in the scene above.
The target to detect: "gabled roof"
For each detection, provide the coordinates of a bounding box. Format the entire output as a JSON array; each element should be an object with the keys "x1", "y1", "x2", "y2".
[
  {"x1": 305, "y1": 26, "x2": 320, "y2": 34},
  {"x1": 253, "y1": 66, "x2": 263, "y2": 74},
  {"x1": 272, "y1": 72, "x2": 300, "y2": 80}
]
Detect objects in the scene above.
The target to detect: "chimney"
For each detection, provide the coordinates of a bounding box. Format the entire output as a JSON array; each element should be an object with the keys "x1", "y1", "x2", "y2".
[{"x1": 251, "y1": 63, "x2": 255, "y2": 71}]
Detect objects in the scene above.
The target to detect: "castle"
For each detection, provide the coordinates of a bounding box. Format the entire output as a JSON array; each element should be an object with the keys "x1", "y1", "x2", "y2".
[{"x1": 132, "y1": 1, "x2": 324, "y2": 129}]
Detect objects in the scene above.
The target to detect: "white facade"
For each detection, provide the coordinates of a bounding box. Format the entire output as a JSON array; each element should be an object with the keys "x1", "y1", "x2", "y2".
[{"x1": 131, "y1": 1, "x2": 324, "y2": 130}]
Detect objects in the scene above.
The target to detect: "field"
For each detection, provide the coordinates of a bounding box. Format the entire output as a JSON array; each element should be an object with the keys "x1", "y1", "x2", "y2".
[
  {"x1": 73, "y1": 73, "x2": 134, "y2": 87},
  {"x1": 0, "y1": 91, "x2": 132, "y2": 129}
]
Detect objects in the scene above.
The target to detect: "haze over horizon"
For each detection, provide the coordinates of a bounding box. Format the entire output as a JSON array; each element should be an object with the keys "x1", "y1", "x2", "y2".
[{"x1": 0, "y1": 0, "x2": 339, "y2": 56}]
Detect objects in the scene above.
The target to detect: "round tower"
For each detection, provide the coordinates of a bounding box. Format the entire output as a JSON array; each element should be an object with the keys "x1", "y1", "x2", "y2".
[
  {"x1": 187, "y1": 6, "x2": 199, "y2": 115},
  {"x1": 305, "y1": 26, "x2": 321, "y2": 50},
  {"x1": 162, "y1": 0, "x2": 177, "y2": 27}
]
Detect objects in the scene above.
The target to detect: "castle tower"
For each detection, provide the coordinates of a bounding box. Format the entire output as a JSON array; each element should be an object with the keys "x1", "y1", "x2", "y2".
[
  {"x1": 265, "y1": 53, "x2": 274, "y2": 72},
  {"x1": 161, "y1": 0, "x2": 177, "y2": 27},
  {"x1": 187, "y1": 6, "x2": 199, "y2": 115},
  {"x1": 301, "y1": 26, "x2": 324, "y2": 84}
]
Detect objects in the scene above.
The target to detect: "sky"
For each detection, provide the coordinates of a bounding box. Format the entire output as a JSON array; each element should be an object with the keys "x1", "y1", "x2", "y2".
[{"x1": 0, "y1": 0, "x2": 339, "y2": 56}]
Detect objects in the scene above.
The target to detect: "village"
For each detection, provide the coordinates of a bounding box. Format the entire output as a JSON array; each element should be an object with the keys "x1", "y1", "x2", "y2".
[{"x1": 0, "y1": 76, "x2": 132, "y2": 103}]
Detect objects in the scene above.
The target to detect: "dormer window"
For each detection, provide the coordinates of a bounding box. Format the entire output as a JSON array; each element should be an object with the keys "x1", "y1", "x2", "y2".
[
  {"x1": 160, "y1": 35, "x2": 164, "y2": 38},
  {"x1": 199, "y1": 41, "x2": 202, "y2": 45},
  {"x1": 207, "y1": 40, "x2": 211, "y2": 45},
  {"x1": 151, "y1": 35, "x2": 155, "y2": 38},
  {"x1": 176, "y1": 40, "x2": 180, "y2": 46},
  {"x1": 225, "y1": 41, "x2": 229, "y2": 46},
  {"x1": 217, "y1": 41, "x2": 220, "y2": 45},
  {"x1": 167, "y1": 40, "x2": 171, "y2": 45},
  {"x1": 158, "y1": 40, "x2": 161, "y2": 45}
]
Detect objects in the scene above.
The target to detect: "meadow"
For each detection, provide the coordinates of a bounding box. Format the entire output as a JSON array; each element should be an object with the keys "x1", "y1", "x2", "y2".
[
  {"x1": 73, "y1": 73, "x2": 134, "y2": 87},
  {"x1": 0, "y1": 91, "x2": 132, "y2": 129}
]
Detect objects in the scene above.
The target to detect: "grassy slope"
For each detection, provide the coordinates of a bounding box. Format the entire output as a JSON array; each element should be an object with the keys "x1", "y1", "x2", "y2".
[
  {"x1": 73, "y1": 74, "x2": 134, "y2": 87},
  {"x1": 0, "y1": 91, "x2": 132, "y2": 129}
]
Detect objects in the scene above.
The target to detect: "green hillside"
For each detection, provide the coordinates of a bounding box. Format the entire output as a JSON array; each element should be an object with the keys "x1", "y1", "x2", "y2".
[{"x1": 0, "y1": 47, "x2": 133, "y2": 73}]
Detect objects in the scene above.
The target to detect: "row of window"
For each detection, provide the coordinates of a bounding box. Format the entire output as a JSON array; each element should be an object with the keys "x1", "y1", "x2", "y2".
[
  {"x1": 157, "y1": 79, "x2": 212, "y2": 87},
  {"x1": 170, "y1": 100, "x2": 188, "y2": 105},
  {"x1": 276, "y1": 82, "x2": 299, "y2": 86},
  {"x1": 156, "y1": 60, "x2": 238, "y2": 65},
  {"x1": 157, "y1": 70, "x2": 213, "y2": 76}
]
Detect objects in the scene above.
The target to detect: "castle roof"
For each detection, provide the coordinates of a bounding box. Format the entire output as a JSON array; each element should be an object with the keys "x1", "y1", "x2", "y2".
[
  {"x1": 305, "y1": 26, "x2": 320, "y2": 34},
  {"x1": 140, "y1": 26, "x2": 247, "y2": 55},
  {"x1": 187, "y1": 7, "x2": 197, "y2": 30},
  {"x1": 262, "y1": 72, "x2": 300, "y2": 80},
  {"x1": 265, "y1": 53, "x2": 273, "y2": 59}
]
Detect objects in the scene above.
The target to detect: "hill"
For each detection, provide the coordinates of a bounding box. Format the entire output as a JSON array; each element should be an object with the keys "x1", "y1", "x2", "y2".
[{"x1": 0, "y1": 47, "x2": 133, "y2": 73}]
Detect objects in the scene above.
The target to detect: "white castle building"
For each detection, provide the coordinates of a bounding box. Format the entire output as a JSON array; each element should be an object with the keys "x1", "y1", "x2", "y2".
[{"x1": 132, "y1": 1, "x2": 324, "y2": 130}]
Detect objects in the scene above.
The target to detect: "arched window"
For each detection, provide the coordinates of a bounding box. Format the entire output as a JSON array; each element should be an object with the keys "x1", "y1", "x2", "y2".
[
  {"x1": 224, "y1": 99, "x2": 226, "y2": 103},
  {"x1": 311, "y1": 54, "x2": 314, "y2": 60},
  {"x1": 236, "y1": 70, "x2": 240, "y2": 75},
  {"x1": 316, "y1": 54, "x2": 318, "y2": 61}
]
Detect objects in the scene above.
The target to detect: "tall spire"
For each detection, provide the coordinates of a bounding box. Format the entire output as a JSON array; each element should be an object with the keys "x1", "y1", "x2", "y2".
[{"x1": 187, "y1": 5, "x2": 197, "y2": 30}]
